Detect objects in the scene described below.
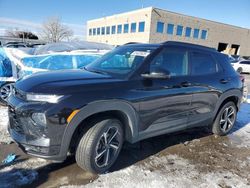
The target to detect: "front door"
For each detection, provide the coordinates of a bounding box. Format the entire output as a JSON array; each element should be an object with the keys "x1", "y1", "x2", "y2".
[{"x1": 137, "y1": 47, "x2": 193, "y2": 139}]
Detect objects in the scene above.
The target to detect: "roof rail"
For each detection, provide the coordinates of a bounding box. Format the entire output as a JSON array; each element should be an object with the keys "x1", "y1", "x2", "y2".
[{"x1": 162, "y1": 41, "x2": 216, "y2": 51}]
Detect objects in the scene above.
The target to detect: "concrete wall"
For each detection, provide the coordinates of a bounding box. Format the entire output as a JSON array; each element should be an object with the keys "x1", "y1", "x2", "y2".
[
  {"x1": 149, "y1": 8, "x2": 250, "y2": 56},
  {"x1": 87, "y1": 7, "x2": 152, "y2": 45}
]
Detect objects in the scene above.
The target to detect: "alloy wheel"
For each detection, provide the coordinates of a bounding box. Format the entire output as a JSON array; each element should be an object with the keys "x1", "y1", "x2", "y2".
[
  {"x1": 95, "y1": 126, "x2": 121, "y2": 168},
  {"x1": 219, "y1": 106, "x2": 236, "y2": 132}
]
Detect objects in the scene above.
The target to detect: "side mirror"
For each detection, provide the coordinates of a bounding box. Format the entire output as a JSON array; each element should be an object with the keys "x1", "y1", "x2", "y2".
[{"x1": 141, "y1": 68, "x2": 171, "y2": 79}]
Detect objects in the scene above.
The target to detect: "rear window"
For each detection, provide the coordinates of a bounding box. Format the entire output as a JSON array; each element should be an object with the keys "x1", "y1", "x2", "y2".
[{"x1": 191, "y1": 52, "x2": 218, "y2": 75}]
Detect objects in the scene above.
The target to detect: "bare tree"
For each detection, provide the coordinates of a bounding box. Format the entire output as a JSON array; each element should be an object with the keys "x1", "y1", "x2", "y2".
[
  {"x1": 41, "y1": 17, "x2": 73, "y2": 43},
  {"x1": 5, "y1": 29, "x2": 39, "y2": 40}
]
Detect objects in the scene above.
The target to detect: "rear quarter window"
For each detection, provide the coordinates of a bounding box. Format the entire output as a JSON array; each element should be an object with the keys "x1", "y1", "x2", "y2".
[{"x1": 190, "y1": 51, "x2": 219, "y2": 75}]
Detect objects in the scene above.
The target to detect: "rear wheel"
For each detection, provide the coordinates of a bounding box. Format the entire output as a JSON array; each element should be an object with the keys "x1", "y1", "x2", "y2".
[
  {"x1": 0, "y1": 83, "x2": 13, "y2": 106},
  {"x1": 76, "y1": 118, "x2": 123, "y2": 174},
  {"x1": 212, "y1": 101, "x2": 237, "y2": 136}
]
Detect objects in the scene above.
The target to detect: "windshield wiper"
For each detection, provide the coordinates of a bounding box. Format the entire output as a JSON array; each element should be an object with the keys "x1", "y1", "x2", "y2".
[{"x1": 83, "y1": 67, "x2": 108, "y2": 75}]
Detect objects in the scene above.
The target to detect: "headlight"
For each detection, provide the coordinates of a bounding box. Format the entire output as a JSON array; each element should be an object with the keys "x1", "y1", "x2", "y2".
[
  {"x1": 32, "y1": 113, "x2": 47, "y2": 126},
  {"x1": 26, "y1": 94, "x2": 64, "y2": 103}
]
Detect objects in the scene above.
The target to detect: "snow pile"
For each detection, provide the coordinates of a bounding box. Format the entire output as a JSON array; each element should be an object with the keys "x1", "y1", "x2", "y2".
[
  {"x1": 0, "y1": 169, "x2": 38, "y2": 188},
  {"x1": 0, "y1": 158, "x2": 49, "y2": 187},
  {"x1": 230, "y1": 99, "x2": 250, "y2": 148},
  {"x1": 0, "y1": 107, "x2": 12, "y2": 144},
  {"x1": 63, "y1": 155, "x2": 249, "y2": 188}
]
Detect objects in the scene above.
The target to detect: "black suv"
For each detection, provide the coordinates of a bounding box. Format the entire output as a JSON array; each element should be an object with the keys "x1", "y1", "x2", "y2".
[{"x1": 8, "y1": 41, "x2": 243, "y2": 173}]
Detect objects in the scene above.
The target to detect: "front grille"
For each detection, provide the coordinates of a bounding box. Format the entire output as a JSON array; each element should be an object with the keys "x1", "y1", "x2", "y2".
[{"x1": 9, "y1": 107, "x2": 24, "y2": 134}]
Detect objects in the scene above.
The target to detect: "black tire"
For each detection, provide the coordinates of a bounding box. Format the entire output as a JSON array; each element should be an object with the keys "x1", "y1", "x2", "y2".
[
  {"x1": 237, "y1": 67, "x2": 243, "y2": 74},
  {"x1": 76, "y1": 118, "x2": 124, "y2": 174},
  {"x1": 212, "y1": 101, "x2": 237, "y2": 136}
]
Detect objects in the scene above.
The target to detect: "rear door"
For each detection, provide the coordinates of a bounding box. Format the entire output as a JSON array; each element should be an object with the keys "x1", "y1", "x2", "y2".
[{"x1": 186, "y1": 50, "x2": 224, "y2": 127}]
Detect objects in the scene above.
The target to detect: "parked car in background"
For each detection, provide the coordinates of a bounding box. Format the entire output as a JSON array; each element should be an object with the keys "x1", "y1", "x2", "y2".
[
  {"x1": 0, "y1": 41, "x2": 113, "y2": 105},
  {"x1": 18, "y1": 51, "x2": 106, "y2": 78},
  {"x1": 4, "y1": 42, "x2": 28, "y2": 48},
  {"x1": 8, "y1": 41, "x2": 243, "y2": 174},
  {"x1": 0, "y1": 48, "x2": 15, "y2": 105},
  {"x1": 231, "y1": 60, "x2": 250, "y2": 73}
]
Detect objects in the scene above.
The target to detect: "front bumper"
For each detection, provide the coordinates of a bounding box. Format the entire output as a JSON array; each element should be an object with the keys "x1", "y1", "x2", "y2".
[{"x1": 7, "y1": 94, "x2": 68, "y2": 162}]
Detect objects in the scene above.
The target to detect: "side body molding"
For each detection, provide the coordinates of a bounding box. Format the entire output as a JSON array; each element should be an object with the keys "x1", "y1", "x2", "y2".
[{"x1": 59, "y1": 100, "x2": 139, "y2": 159}]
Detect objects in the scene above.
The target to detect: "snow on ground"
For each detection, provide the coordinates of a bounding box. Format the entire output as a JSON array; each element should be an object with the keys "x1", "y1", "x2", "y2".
[
  {"x1": 64, "y1": 154, "x2": 249, "y2": 188},
  {"x1": 0, "y1": 106, "x2": 12, "y2": 144},
  {"x1": 0, "y1": 156, "x2": 51, "y2": 188},
  {"x1": 0, "y1": 158, "x2": 49, "y2": 188},
  {"x1": 230, "y1": 98, "x2": 250, "y2": 148}
]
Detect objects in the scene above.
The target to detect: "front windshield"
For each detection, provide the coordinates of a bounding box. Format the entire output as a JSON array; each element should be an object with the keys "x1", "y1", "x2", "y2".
[{"x1": 85, "y1": 46, "x2": 156, "y2": 76}]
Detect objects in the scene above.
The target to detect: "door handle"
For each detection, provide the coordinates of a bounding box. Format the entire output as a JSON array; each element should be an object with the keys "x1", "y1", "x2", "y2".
[
  {"x1": 181, "y1": 82, "x2": 191, "y2": 87},
  {"x1": 220, "y1": 79, "x2": 229, "y2": 84}
]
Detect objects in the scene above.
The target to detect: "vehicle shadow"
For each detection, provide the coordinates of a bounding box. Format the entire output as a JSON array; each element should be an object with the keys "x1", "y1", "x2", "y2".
[{"x1": 110, "y1": 126, "x2": 211, "y2": 172}]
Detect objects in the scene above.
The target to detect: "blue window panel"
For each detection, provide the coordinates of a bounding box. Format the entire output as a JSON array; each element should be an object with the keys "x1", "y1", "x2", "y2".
[
  {"x1": 97, "y1": 28, "x2": 100, "y2": 35},
  {"x1": 106, "y1": 26, "x2": 110, "y2": 35},
  {"x1": 201, "y1": 30, "x2": 207, "y2": 39},
  {"x1": 185, "y1": 27, "x2": 191, "y2": 37},
  {"x1": 176, "y1": 25, "x2": 183, "y2": 36},
  {"x1": 139, "y1": 22, "x2": 145, "y2": 32},
  {"x1": 167, "y1": 24, "x2": 174, "y2": 35},
  {"x1": 193, "y1": 29, "x2": 200, "y2": 39},
  {"x1": 124, "y1": 24, "x2": 129, "y2": 33},
  {"x1": 93, "y1": 28, "x2": 96, "y2": 35},
  {"x1": 89, "y1": 28, "x2": 92, "y2": 36},
  {"x1": 156, "y1": 22, "x2": 164, "y2": 33},
  {"x1": 117, "y1": 24, "x2": 122, "y2": 34},
  {"x1": 131, "y1": 23, "x2": 136, "y2": 33},
  {"x1": 101, "y1": 27, "x2": 105, "y2": 35},
  {"x1": 111, "y1": 25, "x2": 116, "y2": 34}
]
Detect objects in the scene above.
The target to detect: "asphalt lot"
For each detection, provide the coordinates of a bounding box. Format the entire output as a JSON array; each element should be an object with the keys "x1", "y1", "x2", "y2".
[{"x1": 0, "y1": 74, "x2": 249, "y2": 188}]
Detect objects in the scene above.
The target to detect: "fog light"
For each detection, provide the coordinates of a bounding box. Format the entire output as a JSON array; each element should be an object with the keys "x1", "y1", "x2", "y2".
[{"x1": 32, "y1": 113, "x2": 47, "y2": 126}]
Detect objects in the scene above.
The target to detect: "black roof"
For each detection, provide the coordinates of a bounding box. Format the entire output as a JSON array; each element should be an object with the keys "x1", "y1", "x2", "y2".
[{"x1": 124, "y1": 41, "x2": 217, "y2": 53}]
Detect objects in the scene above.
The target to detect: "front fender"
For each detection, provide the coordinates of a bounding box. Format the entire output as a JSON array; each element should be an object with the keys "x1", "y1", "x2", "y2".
[{"x1": 58, "y1": 100, "x2": 139, "y2": 160}]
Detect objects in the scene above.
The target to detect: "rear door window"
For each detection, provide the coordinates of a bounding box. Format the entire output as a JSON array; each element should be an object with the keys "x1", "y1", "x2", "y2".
[{"x1": 190, "y1": 51, "x2": 218, "y2": 75}]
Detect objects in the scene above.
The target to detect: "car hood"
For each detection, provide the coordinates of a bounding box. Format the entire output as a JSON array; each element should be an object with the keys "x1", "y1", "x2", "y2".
[{"x1": 15, "y1": 69, "x2": 115, "y2": 94}]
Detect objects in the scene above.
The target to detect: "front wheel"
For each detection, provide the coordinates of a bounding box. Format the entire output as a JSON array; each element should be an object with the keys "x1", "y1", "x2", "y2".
[
  {"x1": 211, "y1": 101, "x2": 237, "y2": 136},
  {"x1": 76, "y1": 118, "x2": 124, "y2": 174}
]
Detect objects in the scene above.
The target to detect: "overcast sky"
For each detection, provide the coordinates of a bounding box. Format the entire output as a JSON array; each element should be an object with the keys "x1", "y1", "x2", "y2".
[{"x1": 0, "y1": 0, "x2": 249, "y2": 39}]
